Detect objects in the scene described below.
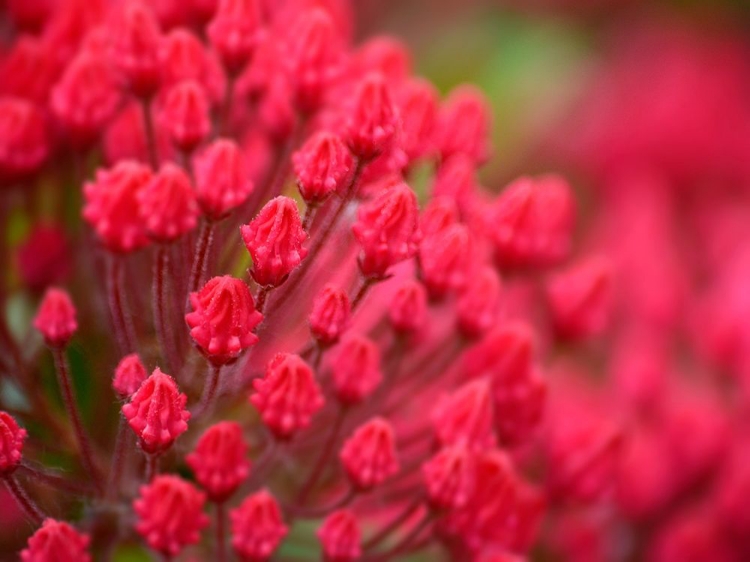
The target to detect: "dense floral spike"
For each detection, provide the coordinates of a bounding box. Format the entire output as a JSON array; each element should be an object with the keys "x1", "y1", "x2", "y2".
[
  {"x1": 158, "y1": 80, "x2": 211, "y2": 154},
  {"x1": 344, "y1": 73, "x2": 399, "y2": 160},
  {"x1": 112, "y1": 353, "x2": 148, "y2": 399},
  {"x1": 33, "y1": 287, "x2": 78, "y2": 348},
  {"x1": 488, "y1": 175, "x2": 576, "y2": 269},
  {"x1": 207, "y1": 0, "x2": 264, "y2": 75},
  {"x1": 133, "y1": 475, "x2": 209, "y2": 557},
  {"x1": 20, "y1": 519, "x2": 91, "y2": 562},
  {"x1": 0, "y1": 97, "x2": 48, "y2": 184},
  {"x1": 293, "y1": 131, "x2": 354, "y2": 203},
  {"x1": 422, "y1": 445, "x2": 476, "y2": 511},
  {"x1": 309, "y1": 284, "x2": 351, "y2": 345},
  {"x1": 241, "y1": 197, "x2": 309, "y2": 287},
  {"x1": 388, "y1": 279, "x2": 428, "y2": 334},
  {"x1": 437, "y1": 84, "x2": 492, "y2": 164},
  {"x1": 398, "y1": 77, "x2": 439, "y2": 164},
  {"x1": 16, "y1": 224, "x2": 71, "y2": 293},
  {"x1": 82, "y1": 161, "x2": 153, "y2": 253},
  {"x1": 111, "y1": 2, "x2": 162, "y2": 97},
  {"x1": 545, "y1": 256, "x2": 614, "y2": 341},
  {"x1": 340, "y1": 417, "x2": 399, "y2": 490},
  {"x1": 352, "y1": 181, "x2": 420, "y2": 277},
  {"x1": 193, "y1": 139, "x2": 253, "y2": 220},
  {"x1": 419, "y1": 223, "x2": 471, "y2": 299},
  {"x1": 186, "y1": 421, "x2": 251, "y2": 503},
  {"x1": 330, "y1": 335, "x2": 382, "y2": 404},
  {"x1": 432, "y1": 378, "x2": 496, "y2": 451},
  {"x1": 457, "y1": 266, "x2": 502, "y2": 339},
  {"x1": 186, "y1": 276, "x2": 263, "y2": 365},
  {"x1": 0, "y1": 411, "x2": 26, "y2": 475},
  {"x1": 230, "y1": 490, "x2": 288, "y2": 562},
  {"x1": 318, "y1": 509, "x2": 362, "y2": 562},
  {"x1": 121, "y1": 368, "x2": 190, "y2": 454},
  {"x1": 138, "y1": 163, "x2": 199, "y2": 242},
  {"x1": 251, "y1": 353, "x2": 324, "y2": 439}
]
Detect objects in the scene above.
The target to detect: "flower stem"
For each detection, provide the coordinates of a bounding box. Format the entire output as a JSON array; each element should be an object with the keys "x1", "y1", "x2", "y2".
[
  {"x1": 106, "y1": 417, "x2": 130, "y2": 500},
  {"x1": 144, "y1": 453, "x2": 159, "y2": 483},
  {"x1": 301, "y1": 201, "x2": 318, "y2": 231},
  {"x1": 215, "y1": 502, "x2": 226, "y2": 562},
  {"x1": 194, "y1": 363, "x2": 222, "y2": 418},
  {"x1": 187, "y1": 220, "x2": 216, "y2": 306},
  {"x1": 363, "y1": 499, "x2": 422, "y2": 550},
  {"x1": 19, "y1": 462, "x2": 94, "y2": 495},
  {"x1": 52, "y1": 346, "x2": 103, "y2": 495},
  {"x1": 153, "y1": 246, "x2": 178, "y2": 374},
  {"x1": 2, "y1": 474, "x2": 45, "y2": 524},
  {"x1": 107, "y1": 256, "x2": 137, "y2": 355},
  {"x1": 351, "y1": 276, "x2": 377, "y2": 312}
]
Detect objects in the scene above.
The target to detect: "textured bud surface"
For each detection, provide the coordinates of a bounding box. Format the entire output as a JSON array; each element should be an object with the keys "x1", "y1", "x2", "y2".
[
  {"x1": 0, "y1": 411, "x2": 26, "y2": 475},
  {"x1": 340, "y1": 417, "x2": 399, "y2": 490},
  {"x1": 318, "y1": 509, "x2": 362, "y2": 562},
  {"x1": 20, "y1": 519, "x2": 91, "y2": 562},
  {"x1": 138, "y1": 163, "x2": 199, "y2": 242},
  {"x1": 230, "y1": 490, "x2": 288, "y2": 562},
  {"x1": 112, "y1": 353, "x2": 148, "y2": 399},
  {"x1": 193, "y1": 139, "x2": 253, "y2": 220},
  {"x1": 33, "y1": 287, "x2": 77, "y2": 347},
  {"x1": 293, "y1": 131, "x2": 354, "y2": 203}
]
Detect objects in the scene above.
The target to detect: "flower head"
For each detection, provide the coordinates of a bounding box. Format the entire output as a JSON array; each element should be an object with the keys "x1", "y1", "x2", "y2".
[
  {"x1": 340, "y1": 417, "x2": 399, "y2": 490},
  {"x1": 0, "y1": 411, "x2": 26, "y2": 475},
  {"x1": 138, "y1": 163, "x2": 199, "y2": 243},
  {"x1": 33, "y1": 287, "x2": 77, "y2": 347},
  {"x1": 318, "y1": 509, "x2": 362, "y2": 562},
  {"x1": 193, "y1": 139, "x2": 253, "y2": 220},
  {"x1": 21, "y1": 519, "x2": 91, "y2": 562},
  {"x1": 112, "y1": 353, "x2": 148, "y2": 399},
  {"x1": 231, "y1": 489, "x2": 288, "y2": 561}
]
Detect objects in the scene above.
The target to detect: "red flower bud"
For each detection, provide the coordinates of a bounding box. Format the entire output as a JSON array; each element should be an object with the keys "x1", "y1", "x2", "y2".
[
  {"x1": 432, "y1": 379, "x2": 496, "y2": 451},
  {"x1": 187, "y1": 421, "x2": 250, "y2": 503},
  {"x1": 419, "y1": 223, "x2": 471, "y2": 299},
  {"x1": 33, "y1": 287, "x2": 77, "y2": 347},
  {"x1": 318, "y1": 509, "x2": 362, "y2": 562},
  {"x1": 230, "y1": 489, "x2": 288, "y2": 561},
  {"x1": 158, "y1": 80, "x2": 211, "y2": 154},
  {"x1": 138, "y1": 163, "x2": 199, "y2": 243},
  {"x1": 388, "y1": 279, "x2": 427, "y2": 334},
  {"x1": 111, "y1": 2, "x2": 162, "y2": 97},
  {"x1": 330, "y1": 335, "x2": 382, "y2": 405},
  {"x1": 16, "y1": 224, "x2": 71, "y2": 293},
  {"x1": 207, "y1": 0, "x2": 265, "y2": 75},
  {"x1": 241, "y1": 196, "x2": 308, "y2": 287},
  {"x1": 457, "y1": 266, "x2": 502, "y2": 339},
  {"x1": 422, "y1": 446, "x2": 476, "y2": 511},
  {"x1": 344, "y1": 73, "x2": 399, "y2": 160},
  {"x1": 0, "y1": 97, "x2": 48, "y2": 184},
  {"x1": 112, "y1": 353, "x2": 148, "y2": 399},
  {"x1": 251, "y1": 353, "x2": 324, "y2": 439},
  {"x1": 186, "y1": 276, "x2": 263, "y2": 365},
  {"x1": 193, "y1": 139, "x2": 253, "y2": 220},
  {"x1": 309, "y1": 284, "x2": 351, "y2": 345},
  {"x1": 21, "y1": 519, "x2": 91, "y2": 562},
  {"x1": 121, "y1": 368, "x2": 190, "y2": 454},
  {"x1": 350, "y1": 37, "x2": 411, "y2": 84},
  {"x1": 83, "y1": 161, "x2": 153, "y2": 253},
  {"x1": 437, "y1": 84, "x2": 492, "y2": 164},
  {"x1": 0, "y1": 411, "x2": 27, "y2": 475},
  {"x1": 160, "y1": 29, "x2": 226, "y2": 104},
  {"x1": 352, "y1": 182, "x2": 420, "y2": 278},
  {"x1": 133, "y1": 475, "x2": 209, "y2": 556},
  {"x1": 0, "y1": 37, "x2": 59, "y2": 105},
  {"x1": 398, "y1": 77, "x2": 438, "y2": 163},
  {"x1": 432, "y1": 155, "x2": 478, "y2": 216},
  {"x1": 340, "y1": 417, "x2": 399, "y2": 490},
  {"x1": 293, "y1": 131, "x2": 354, "y2": 203}
]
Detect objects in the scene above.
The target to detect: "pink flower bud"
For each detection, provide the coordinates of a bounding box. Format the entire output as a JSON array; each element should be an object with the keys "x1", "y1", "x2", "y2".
[
  {"x1": 16, "y1": 224, "x2": 71, "y2": 293},
  {"x1": 432, "y1": 155, "x2": 478, "y2": 215},
  {"x1": 419, "y1": 196, "x2": 458, "y2": 238},
  {"x1": 241, "y1": 196, "x2": 308, "y2": 287},
  {"x1": 422, "y1": 446, "x2": 476, "y2": 511},
  {"x1": 133, "y1": 475, "x2": 209, "y2": 557},
  {"x1": 230, "y1": 489, "x2": 288, "y2": 561},
  {"x1": 398, "y1": 78, "x2": 438, "y2": 163},
  {"x1": 388, "y1": 279, "x2": 427, "y2": 334},
  {"x1": 0, "y1": 411, "x2": 26, "y2": 475},
  {"x1": 340, "y1": 417, "x2": 399, "y2": 490},
  {"x1": 33, "y1": 287, "x2": 77, "y2": 347},
  {"x1": 207, "y1": 0, "x2": 265, "y2": 75},
  {"x1": 309, "y1": 284, "x2": 351, "y2": 345},
  {"x1": 488, "y1": 175, "x2": 575, "y2": 269},
  {"x1": 317, "y1": 509, "x2": 362, "y2": 562},
  {"x1": 457, "y1": 266, "x2": 502, "y2": 339},
  {"x1": 344, "y1": 73, "x2": 399, "y2": 160},
  {"x1": 293, "y1": 131, "x2": 354, "y2": 203},
  {"x1": 138, "y1": 163, "x2": 199, "y2": 243},
  {"x1": 0, "y1": 97, "x2": 48, "y2": 184},
  {"x1": 193, "y1": 139, "x2": 253, "y2": 220},
  {"x1": 352, "y1": 182, "x2": 420, "y2": 278},
  {"x1": 350, "y1": 37, "x2": 411, "y2": 84},
  {"x1": 496, "y1": 369, "x2": 547, "y2": 447},
  {"x1": 330, "y1": 335, "x2": 382, "y2": 405},
  {"x1": 21, "y1": 519, "x2": 91, "y2": 562},
  {"x1": 111, "y1": 2, "x2": 162, "y2": 97},
  {"x1": 432, "y1": 379, "x2": 496, "y2": 451},
  {"x1": 112, "y1": 354, "x2": 148, "y2": 399},
  {"x1": 158, "y1": 80, "x2": 211, "y2": 153},
  {"x1": 419, "y1": 223, "x2": 471, "y2": 299},
  {"x1": 186, "y1": 276, "x2": 263, "y2": 365},
  {"x1": 0, "y1": 37, "x2": 58, "y2": 105},
  {"x1": 437, "y1": 84, "x2": 492, "y2": 164},
  {"x1": 187, "y1": 421, "x2": 250, "y2": 503},
  {"x1": 121, "y1": 368, "x2": 190, "y2": 454},
  {"x1": 159, "y1": 29, "x2": 226, "y2": 104},
  {"x1": 83, "y1": 161, "x2": 153, "y2": 253}
]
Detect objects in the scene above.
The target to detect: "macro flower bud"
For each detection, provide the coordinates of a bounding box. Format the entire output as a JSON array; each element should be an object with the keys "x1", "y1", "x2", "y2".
[
  {"x1": 241, "y1": 196, "x2": 308, "y2": 287},
  {"x1": 159, "y1": 29, "x2": 226, "y2": 104},
  {"x1": 388, "y1": 280, "x2": 427, "y2": 334},
  {"x1": 231, "y1": 489, "x2": 288, "y2": 561},
  {"x1": 251, "y1": 353, "x2": 324, "y2": 439},
  {"x1": 457, "y1": 266, "x2": 502, "y2": 339},
  {"x1": 122, "y1": 368, "x2": 190, "y2": 454},
  {"x1": 340, "y1": 417, "x2": 399, "y2": 490},
  {"x1": 344, "y1": 73, "x2": 399, "y2": 160},
  {"x1": 186, "y1": 276, "x2": 263, "y2": 365},
  {"x1": 159, "y1": 80, "x2": 211, "y2": 153},
  {"x1": 420, "y1": 196, "x2": 458, "y2": 237},
  {"x1": 0, "y1": 97, "x2": 48, "y2": 184},
  {"x1": 330, "y1": 335, "x2": 382, "y2": 404},
  {"x1": 138, "y1": 163, "x2": 199, "y2": 243},
  {"x1": 309, "y1": 284, "x2": 351, "y2": 345},
  {"x1": 293, "y1": 131, "x2": 354, "y2": 203},
  {"x1": 111, "y1": 2, "x2": 162, "y2": 97},
  {"x1": 187, "y1": 421, "x2": 250, "y2": 503},
  {"x1": 133, "y1": 475, "x2": 209, "y2": 557},
  {"x1": 16, "y1": 224, "x2": 71, "y2": 293},
  {"x1": 33, "y1": 287, "x2": 77, "y2": 347},
  {"x1": 318, "y1": 509, "x2": 362, "y2": 562},
  {"x1": 83, "y1": 161, "x2": 153, "y2": 253},
  {"x1": 422, "y1": 446, "x2": 476, "y2": 510},
  {"x1": 207, "y1": 0, "x2": 264, "y2": 75},
  {"x1": 0, "y1": 411, "x2": 27, "y2": 475},
  {"x1": 193, "y1": 139, "x2": 253, "y2": 220},
  {"x1": 432, "y1": 155, "x2": 478, "y2": 215},
  {"x1": 419, "y1": 223, "x2": 471, "y2": 299},
  {"x1": 432, "y1": 379, "x2": 496, "y2": 451},
  {"x1": 398, "y1": 78, "x2": 438, "y2": 164},
  {"x1": 20, "y1": 519, "x2": 91, "y2": 562},
  {"x1": 350, "y1": 37, "x2": 411, "y2": 84},
  {"x1": 437, "y1": 84, "x2": 492, "y2": 164},
  {"x1": 352, "y1": 182, "x2": 420, "y2": 278},
  {"x1": 112, "y1": 353, "x2": 148, "y2": 399}
]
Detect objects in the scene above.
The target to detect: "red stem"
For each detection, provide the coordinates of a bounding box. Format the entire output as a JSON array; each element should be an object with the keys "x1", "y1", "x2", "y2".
[
  {"x1": 187, "y1": 220, "x2": 216, "y2": 306},
  {"x1": 295, "y1": 406, "x2": 347, "y2": 505},
  {"x1": 363, "y1": 499, "x2": 423, "y2": 550},
  {"x1": 107, "y1": 256, "x2": 137, "y2": 355},
  {"x1": 194, "y1": 363, "x2": 222, "y2": 418},
  {"x1": 215, "y1": 502, "x2": 226, "y2": 562},
  {"x1": 106, "y1": 417, "x2": 130, "y2": 500},
  {"x1": 140, "y1": 96, "x2": 159, "y2": 169},
  {"x1": 153, "y1": 246, "x2": 178, "y2": 374},
  {"x1": 3, "y1": 474, "x2": 45, "y2": 524}
]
